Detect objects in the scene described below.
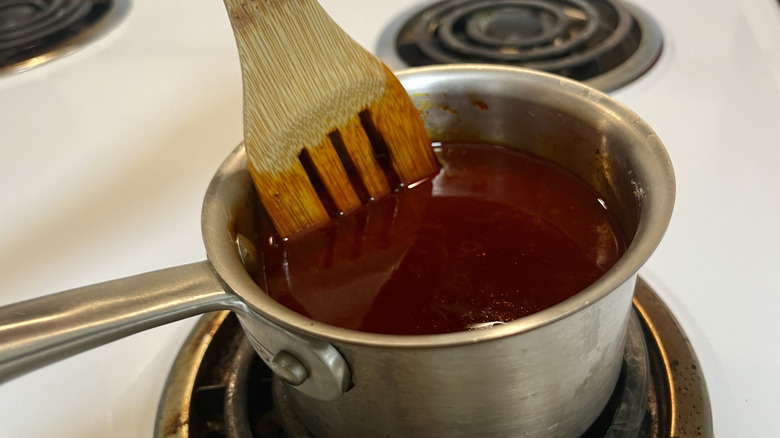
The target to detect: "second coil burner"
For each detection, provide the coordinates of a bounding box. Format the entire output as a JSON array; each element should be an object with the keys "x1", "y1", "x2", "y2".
[{"x1": 393, "y1": 0, "x2": 663, "y2": 91}]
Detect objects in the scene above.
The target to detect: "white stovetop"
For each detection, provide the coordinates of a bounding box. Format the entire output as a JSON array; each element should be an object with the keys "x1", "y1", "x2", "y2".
[{"x1": 1, "y1": 0, "x2": 779, "y2": 436}]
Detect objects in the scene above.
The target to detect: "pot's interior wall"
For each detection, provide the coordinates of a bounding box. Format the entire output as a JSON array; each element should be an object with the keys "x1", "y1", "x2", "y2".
[
  {"x1": 411, "y1": 92, "x2": 642, "y2": 242},
  {"x1": 227, "y1": 175, "x2": 270, "y2": 291}
]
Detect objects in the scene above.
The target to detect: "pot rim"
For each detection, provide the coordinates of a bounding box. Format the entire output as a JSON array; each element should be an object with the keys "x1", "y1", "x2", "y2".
[{"x1": 202, "y1": 64, "x2": 675, "y2": 349}]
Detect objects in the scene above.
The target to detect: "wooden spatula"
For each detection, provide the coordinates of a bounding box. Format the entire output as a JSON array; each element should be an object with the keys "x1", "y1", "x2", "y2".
[{"x1": 223, "y1": 0, "x2": 439, "y2": 238}]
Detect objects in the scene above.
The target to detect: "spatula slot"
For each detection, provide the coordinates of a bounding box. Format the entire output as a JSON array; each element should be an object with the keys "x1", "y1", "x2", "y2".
[
  {"x1": 328, "y1": 130, "x2": 371, "y2": 204},
  {"x1": 359, "y1": 109, "x2": 401, "y2": 190},
  {"x1": 297, "y1": 148, "x2": 340, "y2": 218}
]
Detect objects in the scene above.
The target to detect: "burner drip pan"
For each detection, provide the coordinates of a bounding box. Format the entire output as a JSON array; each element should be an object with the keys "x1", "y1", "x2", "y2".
[{"x1": 154, "y1": 278, "x2": 712, "y2": 438}]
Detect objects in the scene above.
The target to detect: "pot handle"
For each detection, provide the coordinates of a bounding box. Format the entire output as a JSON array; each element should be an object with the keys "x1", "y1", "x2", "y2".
[{"x1": 0, "y1": 260, "x2": 237, "y2": 383}]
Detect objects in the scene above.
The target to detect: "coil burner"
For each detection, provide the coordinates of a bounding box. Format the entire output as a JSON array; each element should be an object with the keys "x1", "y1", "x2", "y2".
[
  {"x1": 0, "y1": 0, "x2": 129, "y2": 75},
  {"x1": 155, "y1": 279, "x2": 712, "y2": 438},
  {"x1": 390, "y1": 0, "x2": 663, "y2": 91}
]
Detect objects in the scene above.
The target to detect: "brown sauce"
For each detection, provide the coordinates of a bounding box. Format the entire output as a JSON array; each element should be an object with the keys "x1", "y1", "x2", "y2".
[{"x1": 255, "y1": 142, "x2": 627, "y2": 335}]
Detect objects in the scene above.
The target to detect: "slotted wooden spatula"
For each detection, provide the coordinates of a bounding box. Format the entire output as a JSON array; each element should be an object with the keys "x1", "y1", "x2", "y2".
[{"x1": 223, "y1": 0, "x2": 439, "y2": 238}]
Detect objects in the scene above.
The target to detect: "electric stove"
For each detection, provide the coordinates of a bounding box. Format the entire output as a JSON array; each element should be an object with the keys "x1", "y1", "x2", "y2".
[{"x1": 1, "y1": 0, "x2": 779, "y2": 436}]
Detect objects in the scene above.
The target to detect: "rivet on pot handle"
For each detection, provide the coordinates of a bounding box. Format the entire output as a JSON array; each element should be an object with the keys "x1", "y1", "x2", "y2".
[
  {"x1": 236, "y1": 311, "x2": 351, "y2": 401},
  {"x1": 269, "y1": 351, "x2": 308, "y2": 386}
]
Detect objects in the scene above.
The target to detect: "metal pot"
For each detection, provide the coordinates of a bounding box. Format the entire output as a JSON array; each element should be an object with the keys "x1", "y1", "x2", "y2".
[{"x1": 0, "y1": 65, "x2": 674, "y2": 437}]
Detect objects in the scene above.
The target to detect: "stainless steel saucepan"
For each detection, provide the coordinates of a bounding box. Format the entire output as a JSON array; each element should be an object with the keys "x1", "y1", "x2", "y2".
[{"x1": 0, "y1": 65, "x2": 674, "y2": 437}]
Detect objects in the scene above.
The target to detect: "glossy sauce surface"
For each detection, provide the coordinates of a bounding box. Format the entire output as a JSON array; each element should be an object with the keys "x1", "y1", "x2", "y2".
[{"x1": 255, "y1": 142, "x2": 627, "y2": 335}]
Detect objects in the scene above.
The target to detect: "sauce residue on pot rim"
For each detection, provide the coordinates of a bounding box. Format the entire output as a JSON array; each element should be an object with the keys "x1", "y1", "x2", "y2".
[{"x1": 252, "y1": 142, "x2": 627, "y2": 335}]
